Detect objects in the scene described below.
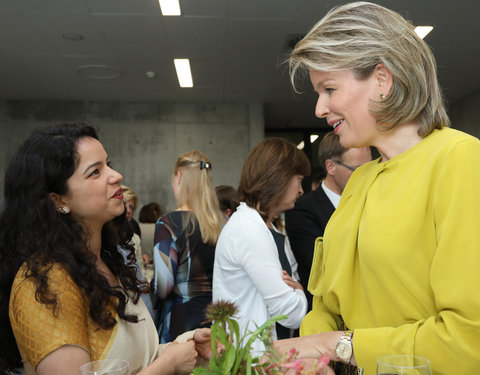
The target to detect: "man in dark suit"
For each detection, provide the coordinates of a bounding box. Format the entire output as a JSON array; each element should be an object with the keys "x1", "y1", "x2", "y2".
[{"x1": 285, "y1": 131, "x2": 372, "y2": 310}]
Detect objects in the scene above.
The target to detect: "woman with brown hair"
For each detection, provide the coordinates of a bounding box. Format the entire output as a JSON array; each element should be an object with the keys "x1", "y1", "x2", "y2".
[
  {"x1": 212, "y1": 137, "x2": 310, "y2": 353},
  {"x1": 153, "y1": 151, "x2": 224, "y2": 344},
  {"x1": 215, "y1": 185, "x2": 239, "y2": 220}
]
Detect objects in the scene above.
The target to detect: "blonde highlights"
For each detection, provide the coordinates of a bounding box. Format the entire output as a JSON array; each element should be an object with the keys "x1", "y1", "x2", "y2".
[
  {"x1": 174, "y1": 150, "x2": 223, "y2": 245},
  {"x1": 289, "y1": 1, "x2": 450, "y2": 136}
]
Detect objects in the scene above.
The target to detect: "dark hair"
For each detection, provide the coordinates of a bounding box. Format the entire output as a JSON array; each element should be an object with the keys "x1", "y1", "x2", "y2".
[
  {"x1": 311, "y1": 170, "x2": 325, "y2": 185},
  {"x1": 317, "y1": 131, "x2": 347, "y2": 174},
  {"x1": 238, "y1": 137, "x2": 310, "y2": 220},
  {"x1": 215, "y1": 185, "x2": 240, "y2": 214},
  {"x1": 0, "y1": 124, "x2": 145, "y2": 374},
  {"x1": 139, "y1": 202, "x2": 163, "y2": 223}
]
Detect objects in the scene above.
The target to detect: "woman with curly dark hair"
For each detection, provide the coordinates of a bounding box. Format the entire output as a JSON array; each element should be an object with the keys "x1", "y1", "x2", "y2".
[{"x1": 0, "y1": 124, "x2": 210, "y2": 375}]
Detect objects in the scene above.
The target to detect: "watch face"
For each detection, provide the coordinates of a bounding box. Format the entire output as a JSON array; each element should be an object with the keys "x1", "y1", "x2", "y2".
[{"x1": 336, "y1": 342, "x2": 353, "y2": 360}]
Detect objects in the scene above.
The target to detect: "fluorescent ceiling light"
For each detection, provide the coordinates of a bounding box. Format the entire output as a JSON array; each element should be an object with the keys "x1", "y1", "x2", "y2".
[
  {"x1": 414, "y1": 26, "x2": 433, "y2": 39},
  {"x1": 174, "y1": 59, "x2": 193, "y2": 88},
  {"x1": 297, "y1": 141, "x2": 305, "y2": 150},
  {"x1": 159, "y1": 0, "x2": 181, "y2": 16}
]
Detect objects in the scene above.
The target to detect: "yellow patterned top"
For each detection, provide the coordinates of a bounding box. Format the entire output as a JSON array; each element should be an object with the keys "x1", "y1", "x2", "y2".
[{"x1": 9, "y1": 263, "x2": 115, "y2": 370}]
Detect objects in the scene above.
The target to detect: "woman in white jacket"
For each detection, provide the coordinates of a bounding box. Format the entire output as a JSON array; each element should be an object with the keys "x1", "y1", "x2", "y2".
[{"x1": 213, "y1": 137, "x2": 310, "y2": 353}]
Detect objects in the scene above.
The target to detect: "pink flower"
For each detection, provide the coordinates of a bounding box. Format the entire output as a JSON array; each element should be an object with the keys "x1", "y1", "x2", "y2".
[
  {"x1": 317, "y1": 355, "x2": 330, "y2": 368},
  {"x1": 286, "y1": 348, "x2": 297, "y2": 361},
  {"x1": 279, "y1": 359, "x2": 304, "y2": 375}
]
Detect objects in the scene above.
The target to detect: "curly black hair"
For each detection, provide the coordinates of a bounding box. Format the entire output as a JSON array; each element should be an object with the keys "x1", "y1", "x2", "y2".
[{"x1": 0, "y1": 124, "x2": 147, "y2": 374}]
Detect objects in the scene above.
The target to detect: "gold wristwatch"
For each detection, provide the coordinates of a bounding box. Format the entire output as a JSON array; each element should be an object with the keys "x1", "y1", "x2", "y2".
[{"x1": 335, "y1": 330, "x2": 353, "y2": 364}]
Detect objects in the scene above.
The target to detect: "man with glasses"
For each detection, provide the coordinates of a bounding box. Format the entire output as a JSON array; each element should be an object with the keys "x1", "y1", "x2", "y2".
[{"x1": 285, "y1": 131, "x2": 372, "y2": 311}]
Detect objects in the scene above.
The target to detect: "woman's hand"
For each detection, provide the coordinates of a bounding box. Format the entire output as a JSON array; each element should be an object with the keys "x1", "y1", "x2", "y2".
[
  {"x1": 273, "y1": 331, "x2": 344, "y2": 361},
  {"x1": 193, "y1": 327, "x2": 225, "y2": 358},
  {"x1": 281, "y1": 270, "x2": 304, "y2": 291},
  {"x1": 162, "y1": 340, "x2": 198, "y2": 374},
  {"x1": 193, "y1": 328, "x2": 213, "y2": 358},
  {"x1": 299, "y1": 358, "x2": 336, "y2": 375}
]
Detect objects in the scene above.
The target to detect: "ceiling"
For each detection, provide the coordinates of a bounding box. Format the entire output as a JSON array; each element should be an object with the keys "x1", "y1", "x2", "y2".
[{"x1": 1, "y1": 0, "x2": 479, "y2": 129}]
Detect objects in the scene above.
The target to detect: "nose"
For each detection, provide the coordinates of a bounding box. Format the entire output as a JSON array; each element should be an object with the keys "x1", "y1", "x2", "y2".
[
  {"x1": 298, "y1": 185, "x2": 304, "y2": 196},
  {"x1": 109, "y1": 168, "x2": 123, "y2": 184},
  {"x1": 315, "y1": 95, "x2": 330, "y2": 119}
]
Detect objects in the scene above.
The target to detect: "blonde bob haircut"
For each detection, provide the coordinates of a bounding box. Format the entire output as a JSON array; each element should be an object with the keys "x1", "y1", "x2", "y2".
[
  {"x1": 238, "y1": 137, "x2": 310, "y2": 221},
  {"x1": 174, "y1": 150, "x2": 223, "y2": 245},
  {"x1": 289, "y1": 1, "x2": 450, "y2": 137}
]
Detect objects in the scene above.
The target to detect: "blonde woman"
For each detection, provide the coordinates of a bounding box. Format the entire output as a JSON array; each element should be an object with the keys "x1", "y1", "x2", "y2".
[
  {"x1": 153, "y1": 151, "x2": 224, "y2": 344},
  {"x1": 274, "y1": 2, "x2": 480, "y2": 374}
]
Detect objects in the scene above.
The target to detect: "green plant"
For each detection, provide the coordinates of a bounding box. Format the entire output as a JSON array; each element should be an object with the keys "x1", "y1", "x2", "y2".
[{"x1": 193, "y1": 300, "x2": 330, "y2": 375}]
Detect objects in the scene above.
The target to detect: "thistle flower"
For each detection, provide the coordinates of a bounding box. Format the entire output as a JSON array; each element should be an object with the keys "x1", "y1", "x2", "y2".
[{"x1": 204, "y1": 300, "x2": 238, "y2": 323}]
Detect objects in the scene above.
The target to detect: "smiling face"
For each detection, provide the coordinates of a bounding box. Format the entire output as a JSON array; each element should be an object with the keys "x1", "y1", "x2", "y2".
[
  {"x1": 57, "y1": 137, "x2": 124, "y2": 231},
  {"x1": 310, "y1": 67, "x2": 389, "y2": 149}
]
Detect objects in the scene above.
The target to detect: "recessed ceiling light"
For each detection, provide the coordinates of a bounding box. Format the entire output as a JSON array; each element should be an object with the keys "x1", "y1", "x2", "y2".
[
  {"x1": 297, "y1": 141, "x2": 305, "y2": 150},
  {"x1": 77, "y1": 65, "x2": 121, "y2": 80},
  {"x1": 174, "y1": 59, "x2": 193, "y2": 88},
  {"x1": 414, "y1": 26, "x2": 433, "y2": 39},
  {"x1": 159, "y1": 0, "x2": 181, "y2": 16},
  {"x1": 62, "y1": 33, "x2": 84, "y2": 41}
]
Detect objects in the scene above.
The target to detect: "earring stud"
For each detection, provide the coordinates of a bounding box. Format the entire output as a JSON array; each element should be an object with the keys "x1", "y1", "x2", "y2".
[
  {"x1": 380, "y1": 93, "x2": 386, "y2": 101},
  {"x1": 61, "y1": 207, "x2": 70, "y2": 214}
]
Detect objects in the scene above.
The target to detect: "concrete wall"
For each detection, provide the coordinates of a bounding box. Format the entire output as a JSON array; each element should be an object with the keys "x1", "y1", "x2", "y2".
[
  {"x1": 0, "y1": 100, "x2": 264, "y2": 215},
  {"x1": 449, "y1": 91, "x2": 480, "y2": 138}
]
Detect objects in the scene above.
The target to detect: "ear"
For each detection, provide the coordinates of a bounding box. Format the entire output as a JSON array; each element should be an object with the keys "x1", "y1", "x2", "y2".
[
  {"x1": 48, "y1": 192, "x2": 69, "y2": 213},
  {"x1": 174, "y1": 170, "x2": 182, "y2": 185},
  {"x1": 374, "y1": 63, "x2": 393, "y2": 96},
  {"x1": 325, "y1": 159, "x2": 336, "y2": 176}
]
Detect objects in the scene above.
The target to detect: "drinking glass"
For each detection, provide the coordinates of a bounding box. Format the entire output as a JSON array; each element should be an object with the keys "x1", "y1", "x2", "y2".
[
  {"x1": 79, "y1": 359, "x2": 130, "y2": 375},
  {"x1": 377, "y1": 355, "x2": 431, "y2": 375}
]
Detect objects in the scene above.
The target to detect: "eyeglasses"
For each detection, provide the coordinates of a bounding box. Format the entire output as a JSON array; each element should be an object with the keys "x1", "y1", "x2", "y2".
[{"x1": 331, "y1": 159, "x2": 357, "y2": 172}]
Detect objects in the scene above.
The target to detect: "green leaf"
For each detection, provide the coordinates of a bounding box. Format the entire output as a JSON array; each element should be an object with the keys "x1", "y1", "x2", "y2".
[
  {"x1": 246, "y1": 353, "x2": 252, "y2": 375},
  {"x1": 212, "y1": 323, "x2": 229, "y2": 346},
  {"x1": 245, "y1": 315, "x2": 287, "y2": 348},
  {"x1": 192, "y1": 367, "x2": 211, "y2": 375},
  {"x1": 227, "y1": 318, "x2": 240, "y2": 346},
  {"x1": 221, "y1": 345, "x2": 236, "y2": 375}
]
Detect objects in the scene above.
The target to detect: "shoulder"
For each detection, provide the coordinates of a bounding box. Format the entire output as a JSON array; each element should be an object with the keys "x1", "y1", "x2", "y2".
[
  {"x1": 155, "y1": 212, "x2": 180, "y2": 237},
  {"x1": 10, "y1": 263, "x2": 84, "y2": 314},
  {"x1": 217, "y1": 204, "x2": 271, "y2": 251},
  {"x1": 410, "y1": 128, "x2": 480, "y2": 169},
  {"x1": 9, "y1": 263, "x2": 93, "y2": 369},
  {"x1": 422, "y1": 127, "x2": 479, "y2": 153},
  {"x1": 11, "y1": 262, "x2": 78, "y2": 296},
  {"x1": 224, "y1": 203, "x2": 266, "y2": 234}
]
